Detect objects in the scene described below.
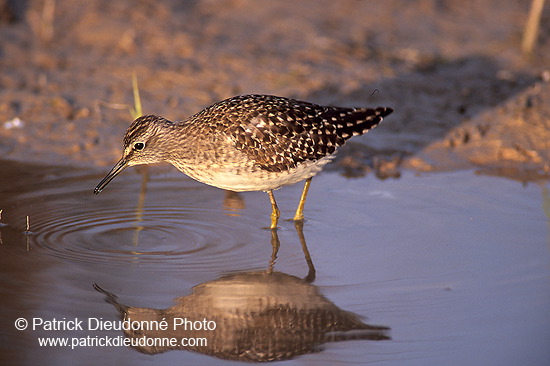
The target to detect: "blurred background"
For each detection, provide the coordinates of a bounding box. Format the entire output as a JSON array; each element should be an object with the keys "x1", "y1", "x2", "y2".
[{"x1": 0, "y1": 0, "x2": 548, "y2": 180}]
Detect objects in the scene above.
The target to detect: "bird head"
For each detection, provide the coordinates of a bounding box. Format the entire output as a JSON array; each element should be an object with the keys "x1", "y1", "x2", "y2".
[{"x1": 94, "y1": 115, "x2": 172, "y2": 194}]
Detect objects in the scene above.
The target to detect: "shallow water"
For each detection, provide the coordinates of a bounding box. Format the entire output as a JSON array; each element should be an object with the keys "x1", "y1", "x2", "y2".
[{"x1": 0, "y1": 161, "x2": 548, "y2": 365}]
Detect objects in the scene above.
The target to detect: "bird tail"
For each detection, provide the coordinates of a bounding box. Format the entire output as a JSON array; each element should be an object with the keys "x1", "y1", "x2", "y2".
[{"x1": 335, "y1": 107, "x2": 393, "y2": 140}]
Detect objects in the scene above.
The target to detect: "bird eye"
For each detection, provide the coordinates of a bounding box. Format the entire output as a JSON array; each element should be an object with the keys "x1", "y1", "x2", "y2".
[{"x1": 134, "y1": 142, "x2": 145, "y2": 151}]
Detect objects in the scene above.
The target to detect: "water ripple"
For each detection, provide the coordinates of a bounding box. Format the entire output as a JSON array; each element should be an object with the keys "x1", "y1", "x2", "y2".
[{"x1": 2, "y1": 169, "x2": 261, "y2": 271}]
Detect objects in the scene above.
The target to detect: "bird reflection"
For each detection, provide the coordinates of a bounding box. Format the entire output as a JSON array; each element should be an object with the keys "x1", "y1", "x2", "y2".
[
  {"x1": 94, "y1": 226, "x2": 390, "y2": 362},
  {"x1": 223, "y1": 190, "x2": 246, "y2": 216},
  {"x1": 267, "y1": 220, "x2": 315, "y2": 282}
]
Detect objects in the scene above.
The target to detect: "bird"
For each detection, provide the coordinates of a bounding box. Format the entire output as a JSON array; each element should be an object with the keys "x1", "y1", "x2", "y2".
[{"x1": 94, "y1": 94, "x2": 393, "y2": 229}]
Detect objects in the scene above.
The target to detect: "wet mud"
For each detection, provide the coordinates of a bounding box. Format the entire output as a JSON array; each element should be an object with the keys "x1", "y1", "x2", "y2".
[{"x1": 0, "y1": 0, "x2": 549, "y2": 180}]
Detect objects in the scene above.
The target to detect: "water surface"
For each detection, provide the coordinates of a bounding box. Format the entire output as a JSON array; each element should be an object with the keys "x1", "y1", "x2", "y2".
[{"x1": 0, "y1": 161, "x2": 548, "y2": 365}]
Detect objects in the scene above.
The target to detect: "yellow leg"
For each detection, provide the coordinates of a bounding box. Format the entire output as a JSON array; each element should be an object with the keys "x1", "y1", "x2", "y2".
[
  {"x1": 267, "y1": 190, "x2": 280, "y2": 229},
  {"x1": 268, "y1": 227, "x2": 281, "y2": 274},
  {"x1": 293, "y1": 177, "x2": 312, "y2": 222},
  {"x1": 294, "y1": 219, "x2": 315, "y2": 282}
]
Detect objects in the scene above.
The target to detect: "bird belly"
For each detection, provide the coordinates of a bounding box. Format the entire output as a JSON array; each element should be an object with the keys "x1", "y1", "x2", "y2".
[{"x1": 175, "y1": 155, "x2": 335, "y2": 192}]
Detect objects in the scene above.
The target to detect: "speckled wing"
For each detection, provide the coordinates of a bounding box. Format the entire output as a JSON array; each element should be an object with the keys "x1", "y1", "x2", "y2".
[{"x1": 218, "y1": 95, "x2": 392, "y2": 173}]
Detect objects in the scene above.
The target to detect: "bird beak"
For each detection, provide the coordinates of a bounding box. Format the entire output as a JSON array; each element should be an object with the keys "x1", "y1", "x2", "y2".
[{"x1": 94, "y1": 157, "x2": 128, "y2": 194}]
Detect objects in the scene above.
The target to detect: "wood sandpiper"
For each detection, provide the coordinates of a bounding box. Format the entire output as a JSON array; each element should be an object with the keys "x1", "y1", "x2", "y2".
[{"x1": 94, "y1": 94, "x2": 393, "y2": 229}]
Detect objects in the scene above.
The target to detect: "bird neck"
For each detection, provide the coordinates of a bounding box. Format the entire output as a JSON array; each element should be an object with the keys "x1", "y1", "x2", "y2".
[{"x1": 160, "y1": 122, "x2": 197, "y2": 164}]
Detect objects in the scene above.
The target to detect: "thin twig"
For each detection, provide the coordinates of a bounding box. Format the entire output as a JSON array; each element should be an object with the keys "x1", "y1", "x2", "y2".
[
  {"x1": 522, "y1": 0, "x2": 546, "y2": 56},
  {"x1": 41, "y1": 0, "x2": 56, "y2": 42},
  {"x1": 25, "y1": 215, "x2": 31, "y2": 251},
  {"x1": 131, "y1": 73, "x2": 143, "y2": 119}
]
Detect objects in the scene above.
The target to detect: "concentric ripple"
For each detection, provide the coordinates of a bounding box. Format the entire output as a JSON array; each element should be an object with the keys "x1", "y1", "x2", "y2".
[{"x1": 1, "y1": 167, "x2": 265, "y2": 271}]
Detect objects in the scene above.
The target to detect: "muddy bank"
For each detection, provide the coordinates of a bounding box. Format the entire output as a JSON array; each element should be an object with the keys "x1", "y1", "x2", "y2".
[
  {"x1": 404, "y1": 77, "x2": 550, "y2": 181},
  {"x1": 0, "y1": 0, "x2": 549, "y2": 180}
]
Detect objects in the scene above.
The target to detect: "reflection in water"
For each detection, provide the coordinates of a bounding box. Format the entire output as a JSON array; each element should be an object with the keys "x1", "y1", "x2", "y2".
[
  {"x1": 268, "y1": 221, "x2": 315, "y2": 282},
  {"x1": 223, "y1": 190, "x2": 246, "y2": 216},
  {"x1": 0, "y1": 168, "x2": 263, "y2": 269},
  {"x1": 95, "y1": 272, "x2": 389, "y2": 362},
  {"x1": 542, "y1": 183, "x2": 550, "y2": 221},
  {"x1": 95, "y1": 226, "x2": 390, "y2": 362},
  {"x1": 132, "y1": 166, "x2": 149, "y2": 247}
]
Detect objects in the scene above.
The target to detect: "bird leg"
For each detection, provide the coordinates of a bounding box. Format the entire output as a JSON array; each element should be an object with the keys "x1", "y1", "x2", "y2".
[
  {"x1": 293, "y1": 177, "x2": 312, "y2": 222},
  {"x1": 267, "y1": 190, "x2": 280, "y2": 230},
  {"x1": 293, "y1": 219, "x2": 315, "y2": 282},
  {"x1": 268, "y1": 227, "x2": 280, "y2": 274}
]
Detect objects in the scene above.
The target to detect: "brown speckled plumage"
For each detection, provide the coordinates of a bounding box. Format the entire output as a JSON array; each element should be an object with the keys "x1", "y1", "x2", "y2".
[{"x1": 95, "y1": 94, "x2": 393, "y2": 228}]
